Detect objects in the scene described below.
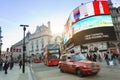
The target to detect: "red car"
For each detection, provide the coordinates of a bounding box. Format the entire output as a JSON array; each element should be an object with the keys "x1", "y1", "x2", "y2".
[
  {"x1": 34, "y1": 59, "x2": 42, "y2": 63},
  {"x1": 58, "y1": 53, "x2": 100, "y2": 77}
]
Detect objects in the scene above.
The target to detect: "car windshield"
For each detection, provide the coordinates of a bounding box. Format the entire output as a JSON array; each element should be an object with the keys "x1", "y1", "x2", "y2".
[{"x1": 73, "y1": 54, "x2": 86, "y2": 61}]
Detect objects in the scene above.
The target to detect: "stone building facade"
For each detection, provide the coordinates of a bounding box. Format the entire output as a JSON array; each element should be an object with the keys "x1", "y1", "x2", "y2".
[
  {"x1": 107, "y1": 0, "x2": 120, "y2": 53},
  {"x1": 10, "y1": 21, "x2": 62, "y2": 58}
]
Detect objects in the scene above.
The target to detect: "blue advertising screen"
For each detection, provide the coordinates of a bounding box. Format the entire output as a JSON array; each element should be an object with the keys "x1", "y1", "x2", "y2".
[{"x1": 72, "y1": 15, "x2": 113, "y2": 34}]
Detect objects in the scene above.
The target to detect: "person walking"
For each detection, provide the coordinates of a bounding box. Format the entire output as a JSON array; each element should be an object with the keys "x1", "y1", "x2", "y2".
[
  {"x1": 111, "y1": 53, "x2": 117, "y2": 66},
  {"x1": 9, "y1": 60, "x2": 14, "y2": 70},
  {"x1": 19, "y1": 59, "x2": 23, "y2": 69},
  {"x1": 0, "y1": 58, "x2": 3, "y2": 71},
  {"x1": 105, "y1": 53, "x2": 109, "y2": 66},
  {"x1": 9, "y1": 56, "x2": 14, "y2": 70},
  {"x1": 3, "y1": 60, "x2": 9, "y2": 74},
  {"x1": 118, "y1": 54, "x2": 120, "y2": 64},
  {"x1": 98, "y1": 54, "x2": 102, "y2": 62},
  {"x1": 93, "y1": 53, "x2": 97, "y2": 62}
]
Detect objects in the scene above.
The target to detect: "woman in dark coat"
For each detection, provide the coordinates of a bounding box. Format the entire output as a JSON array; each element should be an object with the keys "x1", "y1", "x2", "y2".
[
  {"x1": 3, "y1": 60, "x2": 9, "y2": 74},
  {"x1": 105, "y1": 53, "x2": 109, "y2": 66},
  {"x1": 19, "y1": 59, "x2": 23, "y2": 69}
]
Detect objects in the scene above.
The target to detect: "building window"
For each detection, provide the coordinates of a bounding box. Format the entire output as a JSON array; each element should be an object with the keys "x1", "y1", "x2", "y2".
[
  {"x1": 36, "y1": 40, "x2": 39, "y2": 51},
  {"x1": 115, "y1": 17, "x2": 117, "y2": 22},
  {"x1": 114, "y1": 24, "x2": 117, "y2": 30},
  {"x1": 119, "y1": 9, "x2": 120, "y2": 13},
  {"x1": 118, "y1": 24, "x2": 120, "y2": 31},
  {"x1": 112, "y1": 17, "x2": 115, "y2": 22},
  {"x1": 31, "y1": 41, "x2": 34, "y2": 52},
  {"x1": 48, "y1": 38, "x2": 50, "y2": 44},
  {"x1": 41, "y1": 38, "x2": 44, "y2": 48},
  {"x1": 110, "y1": 9, "x2": 113, "y2": 14},
  {"x1": 114, "y1": 9, "x2": 117, "y2": 13},
  {"x1": 118, "y1": 16, "x2": 120, "y2": 22}
]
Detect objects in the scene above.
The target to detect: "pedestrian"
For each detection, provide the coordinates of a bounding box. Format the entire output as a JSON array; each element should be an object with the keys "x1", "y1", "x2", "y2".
[
  {"x1": 111, "y1": 53, "x2": 117, "y2": 66},
  {"x1": 3, "y1": 60, "x2": 9, "y2": 74},
  {"x1": 93, "y1": 53, "x2": 97, "y2": 62},
  {"x1": 118, "y1": 54, "x2": 120, "y2": 64},
  {"x1": 19, "y1": 59, "x2": 23, "y2": 69},
  {"x1": 98, "y1": 54, "x2": 102, "y2": 62},
  {"x1": 89, "y1": 53, "x2": 93, "y2": 61},
  {"x1": 0, "y1": 58, "x2": 3, "y2": 71},
  {"x1": 9, "y1": 60, "x2": 14, "y2": 70},
  {"x1": 104, "y1": 53, "x2": 109, "y2": 66},
  {"x1": 9, "y1": 56, "x2": 14, "y2": 70}
]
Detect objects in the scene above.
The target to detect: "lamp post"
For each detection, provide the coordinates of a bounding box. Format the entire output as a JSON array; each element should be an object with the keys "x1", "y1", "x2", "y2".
[
  {"x1": 20, "y1": 25, "x2": 29, "y2": 73},
  {"x1": 0, "y1": 27, "x2": 3, "y2": 60}
]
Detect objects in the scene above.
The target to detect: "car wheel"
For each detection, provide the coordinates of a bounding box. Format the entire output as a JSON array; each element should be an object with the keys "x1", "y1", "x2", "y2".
[
  {"x1": 76, "y1": 69, "x2": 83, "y2": 77},
  {"x1": 60, "y1": 67, "x2": 64, "y2": 72},
  {"x1": 94, "y1": 72, "x2": 98, "y2": 75}
]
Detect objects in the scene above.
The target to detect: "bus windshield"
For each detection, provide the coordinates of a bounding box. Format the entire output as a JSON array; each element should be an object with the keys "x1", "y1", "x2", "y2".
[
  {"x1": 48, "y1": 50, "x2": 59, "y2": 54},
  {"x1": 48, "y1": 53, "x2": 58, "y2": 60}
]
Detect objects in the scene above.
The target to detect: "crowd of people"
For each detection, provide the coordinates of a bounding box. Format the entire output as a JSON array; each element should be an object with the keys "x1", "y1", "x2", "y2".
[
  {"x1": 84, "y1": 52, "x2": 120, "y2": 66},
  {"x1": 104, "y1": 52, "x2": 120, "y2": 66},
  {"x1": 0, "y1": 54, "x2": 23, "y2": 75}
]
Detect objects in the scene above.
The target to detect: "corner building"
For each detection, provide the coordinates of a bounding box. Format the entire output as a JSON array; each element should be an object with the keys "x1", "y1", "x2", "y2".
[
  {"x1": 10, "y1": 21, "x2": 62, "y2": 58},
  {"x1": 64, "y1": 0, "x2": 120, "y2": 55}
]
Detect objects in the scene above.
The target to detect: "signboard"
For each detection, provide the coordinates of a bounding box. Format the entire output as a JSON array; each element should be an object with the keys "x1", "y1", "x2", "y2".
[{"x1": 73, "y1": 27, "x2": 117, "y2": 45}]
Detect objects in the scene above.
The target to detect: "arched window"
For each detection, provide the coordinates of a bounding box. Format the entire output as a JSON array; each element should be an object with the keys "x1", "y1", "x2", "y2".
[
  {"x1": 36, "y1": 40, "x2": 39, "y2": 51},
  {"x1": 41, "y1": 38, "x2": 44, "y2": 48},
  {"x1": 31, "y1": 41, "x2": 34, "y2": 52}
]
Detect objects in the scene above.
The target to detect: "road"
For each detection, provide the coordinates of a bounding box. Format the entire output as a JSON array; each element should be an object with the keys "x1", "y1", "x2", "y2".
[{"x1": 31, "y1": 62, "x2": 120, "y2": 80}]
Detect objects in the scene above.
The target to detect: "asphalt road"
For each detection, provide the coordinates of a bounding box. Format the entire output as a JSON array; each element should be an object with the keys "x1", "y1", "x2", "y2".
[{"x1": 31, "y1": 62, "x2": 120, "y2": 80}]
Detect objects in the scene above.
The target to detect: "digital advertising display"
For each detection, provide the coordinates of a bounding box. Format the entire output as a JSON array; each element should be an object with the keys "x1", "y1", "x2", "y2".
[
  {"x1": 73, "y1": 27, "x2": 117, "y2": 46},
  {"x1": 64, "y1": 0, "x2": 115, "y2": 45},
  {"x1": 72, "y1": 15, "x2": 113, "y2": 34}
]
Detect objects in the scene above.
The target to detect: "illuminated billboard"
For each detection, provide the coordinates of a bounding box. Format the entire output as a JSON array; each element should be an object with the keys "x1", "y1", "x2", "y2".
[
  {"x1": 72, "y1": 15, "x2": 113, "y2": 34},
  {"x1": 64, "y1": 0, "x2": 113, "y2": 45},
  {"x1": 71, "y1": 0, "x2": 110, "y2": 26}
]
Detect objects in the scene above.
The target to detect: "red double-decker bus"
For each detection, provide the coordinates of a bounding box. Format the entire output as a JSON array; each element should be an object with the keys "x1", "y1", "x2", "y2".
[{"x1": 43, "y1": 44, "x2": 60, "y2": 66}]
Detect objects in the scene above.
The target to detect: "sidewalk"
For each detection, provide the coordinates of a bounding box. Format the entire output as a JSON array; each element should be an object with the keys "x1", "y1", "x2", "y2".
[
  {"x1": 99, "y1": 60, "x2": 120, "y2": 72},
  {"x1": 0, "y1": 63, "x2": 35, "y2": 80}
]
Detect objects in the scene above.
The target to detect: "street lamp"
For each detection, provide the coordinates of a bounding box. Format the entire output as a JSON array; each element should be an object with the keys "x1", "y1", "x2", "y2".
[
  {"x1": 20, "y1": 25, "x2": 29, "y2": 73},
  {"x1": 0, "y1": 27, "x2": 3, "y2": 60}
]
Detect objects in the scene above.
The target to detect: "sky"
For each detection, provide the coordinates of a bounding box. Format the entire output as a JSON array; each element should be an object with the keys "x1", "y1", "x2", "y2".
[{"x1": 0, "y1": 0, "x2": 119, "y2": 51}]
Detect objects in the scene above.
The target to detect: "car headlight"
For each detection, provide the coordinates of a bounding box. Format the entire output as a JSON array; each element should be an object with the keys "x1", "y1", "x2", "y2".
[{"x1": 83, "y1": 64, "x2": 87, "y2": 68}]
